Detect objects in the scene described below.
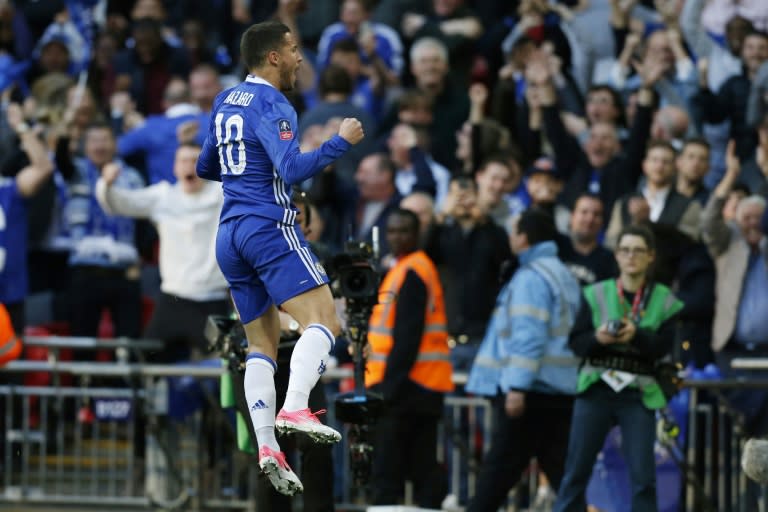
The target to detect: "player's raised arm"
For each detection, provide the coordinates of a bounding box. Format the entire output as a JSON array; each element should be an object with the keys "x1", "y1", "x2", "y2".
[{"x1": 255, "y1": 102, "x2": 364, "y2": 185}]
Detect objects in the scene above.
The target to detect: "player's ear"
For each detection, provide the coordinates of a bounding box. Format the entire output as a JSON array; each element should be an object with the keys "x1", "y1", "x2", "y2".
[{"x1": 267, "y1": 49, "x2": 280, "y2": 66}]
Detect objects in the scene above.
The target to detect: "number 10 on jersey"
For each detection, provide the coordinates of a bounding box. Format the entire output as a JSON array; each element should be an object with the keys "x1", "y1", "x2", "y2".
[{"x1": 215, "y1": 113, "x2": 246, "y2": 175}]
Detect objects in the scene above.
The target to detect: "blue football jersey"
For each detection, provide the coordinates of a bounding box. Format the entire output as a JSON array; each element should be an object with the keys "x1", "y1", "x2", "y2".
[
  {"x1": 0, "y1": 178, "x2": 27, "y2": 304},
  {"x1": 197, "y1": 75, "x2": 351, "y2": 224}
]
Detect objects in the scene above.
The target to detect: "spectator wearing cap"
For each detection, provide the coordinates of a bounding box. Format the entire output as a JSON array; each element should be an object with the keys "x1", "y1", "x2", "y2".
[
  {"x1": 604, "y1": 140, "x2": 702, "y2": 249},
  {"x1": 30, "y1": 18, "x2": 87, "y2": 77},
  {"x1": 27, "y1": 32, "x2": 74, "y2": 83},
  {"x1": 558, "y1": 194, "x2": 619, "y2": 287},
  {"x1": 525, "y1": 156, "x2": 569, "y2": 234}
]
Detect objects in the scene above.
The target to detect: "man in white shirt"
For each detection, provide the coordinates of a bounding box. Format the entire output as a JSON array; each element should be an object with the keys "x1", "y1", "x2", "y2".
[
  {"x1": 605, "y1": 140, "x2": 701, "y2": 249},
  {"x1": 96, "y1": 142, "x2": 230, "y2": 361}
]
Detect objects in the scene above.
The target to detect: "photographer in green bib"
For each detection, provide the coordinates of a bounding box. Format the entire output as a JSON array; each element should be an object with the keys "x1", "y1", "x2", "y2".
[{"x1": 554, "y1": 224, "x2": 684, "y2": 512}]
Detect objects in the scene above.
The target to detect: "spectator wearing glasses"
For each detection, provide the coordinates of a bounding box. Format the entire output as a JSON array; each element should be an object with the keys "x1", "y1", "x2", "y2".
[{"x1": 554, "y1": 224, "x2": 683, "y2": 512}]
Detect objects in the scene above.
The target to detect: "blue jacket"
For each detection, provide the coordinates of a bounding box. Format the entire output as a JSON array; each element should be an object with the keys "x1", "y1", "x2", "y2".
[
  {"x1": 466, "y1": 241, "x2": 582, "y2": 396},
  {"x1": 117, "y1": 105, "x2": 202, "y2": 184}
]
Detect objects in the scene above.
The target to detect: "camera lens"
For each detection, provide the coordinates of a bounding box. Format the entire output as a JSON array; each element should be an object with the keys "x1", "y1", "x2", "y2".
[{"x1": 343, "y1": 271, "x2": 369, "y2": 294}]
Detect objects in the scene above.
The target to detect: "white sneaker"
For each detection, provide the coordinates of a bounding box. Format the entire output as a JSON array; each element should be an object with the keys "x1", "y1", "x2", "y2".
[
  {"x1": 258, "y1": 445, "x2": 303, "y2": 496},
  {"x1": 275, "y1": 408, "x2": 341, "y2": 444}
]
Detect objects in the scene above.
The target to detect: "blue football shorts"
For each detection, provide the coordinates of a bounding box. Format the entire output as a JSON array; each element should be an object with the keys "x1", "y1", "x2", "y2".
[{"x1": 216, "y1": 214, "x2": 329, "y2": 323}]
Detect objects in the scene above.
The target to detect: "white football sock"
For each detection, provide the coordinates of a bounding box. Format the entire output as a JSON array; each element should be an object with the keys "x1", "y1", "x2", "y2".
[
  {"x1": 244, "y1": 353, "x2": 279, "y2": 451},
  {"x1": 282, "y1": 323, "x2": 334, "y2": 412}
]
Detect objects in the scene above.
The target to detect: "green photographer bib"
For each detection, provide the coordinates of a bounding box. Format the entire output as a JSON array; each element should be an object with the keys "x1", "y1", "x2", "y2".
[{"x1": 579, "y1": 279, "x2": 683, "y2": 409}]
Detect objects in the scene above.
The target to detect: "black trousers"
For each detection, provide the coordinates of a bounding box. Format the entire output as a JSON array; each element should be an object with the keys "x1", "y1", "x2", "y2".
[
  {"x1": 467, "y1": 391, "x2": 574, "y2": 512},
  {"x1": 5, "y1": 301, "x2": 24, "y2": 337},
  {"x1": 233, "y1": 344, "x2": 335, "y2": 512},
  {"x1": 143, "y1": 292, "x2": 230, "y2": 363},
  {"x1": 371, "y1": 409, "x2": 446, "y2": 508},
  {"x1": 68, "y1": 266, "x2": 142, "y2": 341}
]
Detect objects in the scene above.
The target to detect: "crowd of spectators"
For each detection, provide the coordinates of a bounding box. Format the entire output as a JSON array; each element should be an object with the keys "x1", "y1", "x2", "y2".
[{"x1": 2, "y1": 0, "x2": 768, "y2": 508}]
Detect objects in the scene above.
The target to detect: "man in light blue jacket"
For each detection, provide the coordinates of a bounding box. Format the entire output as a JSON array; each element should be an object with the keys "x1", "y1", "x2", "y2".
[{"x1": 465, "y1": 208, "x2": 582, "y2": 511}]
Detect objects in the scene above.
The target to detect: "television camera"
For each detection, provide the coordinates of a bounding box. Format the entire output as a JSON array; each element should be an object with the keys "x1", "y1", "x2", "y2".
[{"x1": 324, "y1": 241, "x2": 385, "y2": 487}]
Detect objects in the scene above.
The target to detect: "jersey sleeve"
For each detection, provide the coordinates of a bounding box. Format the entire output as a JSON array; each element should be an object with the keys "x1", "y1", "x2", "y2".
[
  {"x1": 117, "y1": 123, "x2": 149, "y2": 157},
  {"x1": 196, "y1": 107, "x2": 222, "y2": 182},
  {"x1": 254, "y1": 100, "x2": 351, "y2": 186}
]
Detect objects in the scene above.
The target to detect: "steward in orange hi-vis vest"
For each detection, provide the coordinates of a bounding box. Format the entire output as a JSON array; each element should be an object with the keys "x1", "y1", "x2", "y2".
[
  {"x1": 0, "y1": 304, "x2": 22, "y2": 366},
  {"x1": 365, "y1": 250, "x2": 453, "y2": 393}
]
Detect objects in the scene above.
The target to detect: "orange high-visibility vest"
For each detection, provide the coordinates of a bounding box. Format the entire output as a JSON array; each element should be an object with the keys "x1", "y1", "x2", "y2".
[
  {"x1": 0, "y1": 304, "x2": 21, "y2": 366},
  {"x1": 365, "y1": 250, "x2": 453, "y2": 393}
]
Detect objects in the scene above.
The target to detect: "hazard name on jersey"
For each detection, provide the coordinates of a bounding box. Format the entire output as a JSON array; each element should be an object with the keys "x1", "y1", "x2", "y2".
[{"x1": 223, "y1": 91, "x2": 255, "y2": 107}]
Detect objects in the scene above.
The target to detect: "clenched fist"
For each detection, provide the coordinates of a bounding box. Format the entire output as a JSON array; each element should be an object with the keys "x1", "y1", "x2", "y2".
[
  {"x1": 101, "y1": 162, "x2": 122, "y2": 185},
  {"x1": 338, "y1": 117, "x2": 365, "y2": 145}
]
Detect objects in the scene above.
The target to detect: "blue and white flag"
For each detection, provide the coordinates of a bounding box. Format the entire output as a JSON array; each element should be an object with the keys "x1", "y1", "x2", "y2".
[{"x1": 66, "y1": 0, "x2": 100, "y2": 74}]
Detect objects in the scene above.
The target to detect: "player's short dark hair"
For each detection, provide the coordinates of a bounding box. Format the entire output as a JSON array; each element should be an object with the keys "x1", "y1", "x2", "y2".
[
  {"x1": 388, "y1": 207, "x2": 420, "y2": 235},
  {"x1": 516, "y1": 208, "x2": 557, "y2": 245},
  {"x1": 240, "y1": 21, "x2": 291, "y2": 71}
]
